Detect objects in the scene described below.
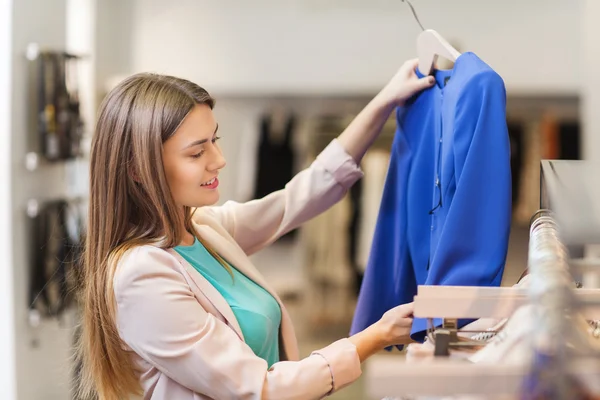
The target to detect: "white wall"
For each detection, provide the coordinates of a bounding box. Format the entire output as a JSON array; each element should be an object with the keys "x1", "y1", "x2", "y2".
[
  {"x1": 98, "y1": 0, "x2": 580, "y2": 205},
  {"x1": 0, "y1": 0, "x2": 17, "y2": 399},
  {"x1": 126, "y1": 0, "x2": 581, "y2": 96},
  {"x1": 95, "y1": 0, "x2": 133, "y2": 100}
]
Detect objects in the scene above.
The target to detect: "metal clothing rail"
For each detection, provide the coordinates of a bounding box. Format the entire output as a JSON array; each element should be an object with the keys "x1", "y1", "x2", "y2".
[
  {"x1": 25, "y1": 42, "x2": 86, "y2": 61},
  {"x1": 365, "y1": 210, "x2": 600, "y2": 399}
]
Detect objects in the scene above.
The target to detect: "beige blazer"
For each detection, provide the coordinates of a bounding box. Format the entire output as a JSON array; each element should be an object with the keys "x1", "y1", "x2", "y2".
[{"x1": 114, "y1": 140, "x2": 364, "y2": 400}]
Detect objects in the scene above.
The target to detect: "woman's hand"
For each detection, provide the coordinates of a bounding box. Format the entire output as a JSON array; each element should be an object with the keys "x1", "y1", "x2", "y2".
[
  {"x1": 348, "y1": 302, "x2": 414, "y2": 362},
  {"x1": 376, "y1": 302, "x2": 415, "y2": 347},
  {"x1": 337, "y1": 59, "x2": 434, "y2": 164},
  {"x1": 377, "y1": 59, "x2": 435, "y2": 107}
]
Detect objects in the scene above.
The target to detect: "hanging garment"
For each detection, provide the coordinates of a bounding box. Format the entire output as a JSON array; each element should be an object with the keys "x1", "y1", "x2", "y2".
[
  {"x1": 356, "y1": 150, "x2": 390, "y2": 272},
  {"x1": 253, "y1": 112, "x2": 296, "y2": 200},
  {"x1": 253, "y1": 112, "x2": 297, "y2": 240},
  {"x1": 559, "y1": 121, "x2": 581, "y2": 160},
  {"x1": 302, "y1": 193, "x2": 355, "y2": 326},
  {"x1": 37, "y1": 53, "x2": 83, "y2": 161},
  {"x1": 514, "y1": 119, "x2": 541, "y2": 225},
  {"x1": 351, "y1": 53, "x2": 511, "y2": 341},
  {"x1": 29, "y1": 199, "x2": 83, "y2": 319},
  {"x1": 540, "y1": 113, "x2": 560, "y2": 160},
  {"x1": 348, "y1": 177, "x2": 364, "y2": 296},
  {"x1": 508, "y1": 121, "x2": 524, "y2": 209},
  {"x1": 235, "y1": 119, "x2": 260, "y2": 202}
]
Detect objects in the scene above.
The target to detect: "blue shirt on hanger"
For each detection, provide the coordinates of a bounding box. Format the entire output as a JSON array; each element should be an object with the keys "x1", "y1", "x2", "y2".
[{"x1": 351, "y1": 52, "x2": 512, "y2": 341}]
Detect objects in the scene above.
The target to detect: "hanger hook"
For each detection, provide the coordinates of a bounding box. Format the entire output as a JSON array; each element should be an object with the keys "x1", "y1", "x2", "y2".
[{"x1": 401, "y1": 0, "x2": 425, "y2": 32}]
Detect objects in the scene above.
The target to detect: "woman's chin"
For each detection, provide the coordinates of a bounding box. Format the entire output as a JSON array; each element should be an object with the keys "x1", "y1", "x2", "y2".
[{"x1": 194, "y1": 192, "x2": 220, "y2": 207}]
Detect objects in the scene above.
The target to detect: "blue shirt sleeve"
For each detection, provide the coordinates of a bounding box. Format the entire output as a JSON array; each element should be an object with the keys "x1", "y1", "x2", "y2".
[{"x1": 350, "y1": 112, "x2": 417, "y2": 339}]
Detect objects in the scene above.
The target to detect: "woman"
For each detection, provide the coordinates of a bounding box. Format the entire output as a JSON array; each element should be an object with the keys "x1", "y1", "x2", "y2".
[{"x1": 78, "y1": 59, "x2": 435, "y2": 400}]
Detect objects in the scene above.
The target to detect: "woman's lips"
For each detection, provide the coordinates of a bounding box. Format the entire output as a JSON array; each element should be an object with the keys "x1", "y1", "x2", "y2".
[{"x1": 200, "y1": 177, "x2": 219, "y2": 189}]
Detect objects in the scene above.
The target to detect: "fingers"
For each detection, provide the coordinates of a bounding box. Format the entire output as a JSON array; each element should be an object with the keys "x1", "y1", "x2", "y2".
[
  {"x1": 411, "y1": 75, "x2": 435, "y2": 92},
  {"x1": 399, "y1": 301, "x2": 415, "y2": 316},
  {"x1": 405, "y1": 58, "x2": 419, "y2": 70}
]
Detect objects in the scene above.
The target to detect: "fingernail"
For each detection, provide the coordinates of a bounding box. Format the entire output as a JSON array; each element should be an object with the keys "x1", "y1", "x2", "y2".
[{"x1": 428, "y1": 77, "x2": 435, "y2": 84}]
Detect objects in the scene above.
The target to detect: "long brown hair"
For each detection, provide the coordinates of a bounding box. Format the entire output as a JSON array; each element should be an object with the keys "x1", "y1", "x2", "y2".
[{"x1": 77, "y1": 73, "x2": 226, "y2": 399}]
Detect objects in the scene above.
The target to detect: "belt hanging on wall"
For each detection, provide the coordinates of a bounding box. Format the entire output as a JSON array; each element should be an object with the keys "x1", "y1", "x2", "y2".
[
  {"x1": 36, "y1": 51, "x2": 84, "y2": 161},
  {"x1": 28, "y1": 199, "x2": 84, "y2": 323}
]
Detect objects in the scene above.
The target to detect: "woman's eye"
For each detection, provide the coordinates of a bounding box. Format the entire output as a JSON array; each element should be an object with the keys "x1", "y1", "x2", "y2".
[{"x1": 190, "y1": 137, "x2": 220, "y2": 158}]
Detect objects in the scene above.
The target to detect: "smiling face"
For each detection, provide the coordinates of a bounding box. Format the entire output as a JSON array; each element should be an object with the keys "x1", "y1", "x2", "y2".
[{"x1": 162, "y1": 104, "x2": 226, "y2": 208}]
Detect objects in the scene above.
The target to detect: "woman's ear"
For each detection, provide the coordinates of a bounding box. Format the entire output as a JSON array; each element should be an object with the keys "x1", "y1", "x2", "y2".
[
  {"x1": 128, "y1": 160, "x2": 141, "y2": 183},
  {"x1": 129, "y1": 168, "x2": 141, "y2": 183}
]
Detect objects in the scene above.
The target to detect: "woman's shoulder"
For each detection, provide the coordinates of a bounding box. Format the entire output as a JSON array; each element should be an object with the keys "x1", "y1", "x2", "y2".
[
  {"x1": 113, "y1": 244, "x2": 183, "y2": 298},
  {"x1": 192, "y1": 205, "x2": 235, "y2": 237},
  {"x1": 118, "y1": 244, "x2": 177, "y2": 267},
  {"x1": 192, "y1": 205, "x2": 223, "y2": 224}
]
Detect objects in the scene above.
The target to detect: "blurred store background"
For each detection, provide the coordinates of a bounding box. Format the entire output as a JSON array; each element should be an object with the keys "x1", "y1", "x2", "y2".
[{"x1": 1, "y1": 1, "x2": 599, "y2": 398}]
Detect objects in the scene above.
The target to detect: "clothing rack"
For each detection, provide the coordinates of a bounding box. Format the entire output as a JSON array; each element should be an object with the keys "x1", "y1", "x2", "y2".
[
  {"x1": 26, "y1": 196, "x2": 86, "y2": 218},
  {"x1": 365, "y1": 209, "x2": 600, "y2": 398},
  {"x1": 367, "y1": 358, "x2": 600, "y2": 398},
  {"x1": 25, "y1": 42, "x2": 86, "y2": 61}
]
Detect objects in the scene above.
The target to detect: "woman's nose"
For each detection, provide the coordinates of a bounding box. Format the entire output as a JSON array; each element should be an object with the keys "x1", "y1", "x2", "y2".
[{"x1": 207, "y1": 146, "x2": 226, "y2": 172}]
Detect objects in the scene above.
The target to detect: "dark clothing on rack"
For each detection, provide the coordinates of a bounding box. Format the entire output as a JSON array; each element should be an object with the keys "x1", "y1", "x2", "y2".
[
  {"x1": 559, "y1": 122, "x2": 581, "y2": 160},
  {"x1": 253, "y1": 113, "x2": 296, "y2": 199},
  {"x1": 348, "y1": 178, "x2": 364, "y2": 296},
  {"x1": 508, "y1": 121, "x2": 524, "y2": 207},
  {"x1": 253, "y1": 113, "x2": 297, "y2": 239}
]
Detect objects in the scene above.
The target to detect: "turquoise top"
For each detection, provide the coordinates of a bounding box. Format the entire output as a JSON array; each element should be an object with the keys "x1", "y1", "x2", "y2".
[{"x1": 174, "y1": 238, "x2": 281, "y2": 367}]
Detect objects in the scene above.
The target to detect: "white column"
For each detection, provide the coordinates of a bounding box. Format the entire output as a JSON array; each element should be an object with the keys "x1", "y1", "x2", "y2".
[
  {"x1": 0, "y1": 0, "x2": 16, "y2": 398},
  {"x1": 66, "y1": 0, "x2": 96, "y2": 199},
  {"x1": 581, "y1": 0, "x2": 600, "y2": 162},
  {"x1": 581, "y1": 0, "x2": 600, "y2": 287}
]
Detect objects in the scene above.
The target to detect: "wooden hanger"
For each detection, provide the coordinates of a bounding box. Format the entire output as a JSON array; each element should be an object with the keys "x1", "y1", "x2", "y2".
[
  {"x1": 417, "y1": 29, "x2": 461, "y2": 76},
  {"x1": 400, "y1": 1, "x2": 461, "y2": 75},
  {"x1": 413, "y1": 285, "x2": 600, "y2": 319}
]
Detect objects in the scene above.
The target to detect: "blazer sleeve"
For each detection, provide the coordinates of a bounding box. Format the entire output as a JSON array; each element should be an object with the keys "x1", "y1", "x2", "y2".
[
  {"x1": 197, "y1": 139, "x2": 363, "y2": 255},
  {"x1": 114, "y1": 247, "x2": 362, "y2": 400}
]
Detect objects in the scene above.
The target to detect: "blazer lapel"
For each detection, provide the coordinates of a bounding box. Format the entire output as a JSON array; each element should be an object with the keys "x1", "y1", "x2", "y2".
[
  {"x1": 192, "y1": 220, "x2": 283, "y2": 306},
  {"x1": 167, "y1": 248, "x2": 244, "y2": 340},
  {"x1": 191, "y1": 220, "x2": 300, "y2": 361},
  {"x1": 169, "y1": 215, "x2": 300, "y2": 360}
]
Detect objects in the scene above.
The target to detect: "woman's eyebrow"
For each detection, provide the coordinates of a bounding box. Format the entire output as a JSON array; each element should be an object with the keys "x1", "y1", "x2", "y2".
[{"x1": 182, "y1": 124, "x2": 219, "y2": 150}]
